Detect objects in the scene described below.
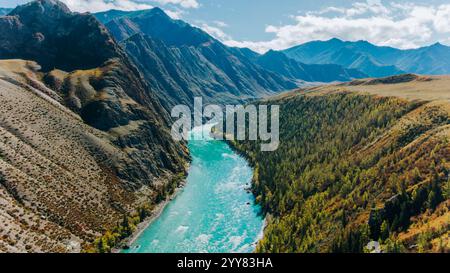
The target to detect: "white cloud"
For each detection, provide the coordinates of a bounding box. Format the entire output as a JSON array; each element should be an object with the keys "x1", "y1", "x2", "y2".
[
  {"x1": 218, "y1": 1, "x2": 450, "y2": 53},
  {"x1": 197, "y1": 23, "x2": 230, "y2": 41},
  {"x1": 164, "y1": 9, "x2": 184, "y2": 19},
  {"x1": 213, "y1": 20, "x2": 228, "y2": 28},
  {"x1": 59, "y1": 0, "x2": 450, "y2": 53},
  {"x1": 153, "y1": 0, "x2": 199, "y2": 9},
  {"x1": 60, "y1": 0, "x2": 197, "y2": 14},
  {"x1": 61, "y1": 0, "x2": 153, "y2": 13},
  {"x1": 434, "y1": 5, "x2": 450, "y2": 33},
  {"x1": 262, "y1": 14, "x2": 433, "y2": 50},
  {"x1": 311, "y1": 0, "x2": 390, "y2": 17},
  {"x1": 60, "y1": 0, "x2": 183, "y2": 19}
]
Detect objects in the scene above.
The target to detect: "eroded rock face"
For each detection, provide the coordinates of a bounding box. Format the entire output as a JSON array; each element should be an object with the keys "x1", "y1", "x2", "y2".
[
  {"x1": 0, "y1": 16, "x2": 25, "y2": 53},
  {"x1": 0, "y1": 1, "x2": 188, "y2": 252},
  {"x1": 0, "y1": 60, "x2": 122, "y2": 252}
]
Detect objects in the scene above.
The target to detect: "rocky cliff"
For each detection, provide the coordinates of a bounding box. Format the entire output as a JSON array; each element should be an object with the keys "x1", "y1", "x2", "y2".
[{"x1": 0, "y1": 0, "x2": 188, "y2": 252}]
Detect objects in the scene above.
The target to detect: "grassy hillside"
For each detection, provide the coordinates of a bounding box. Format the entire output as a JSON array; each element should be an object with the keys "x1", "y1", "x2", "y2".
[
  {"x1": 229, "y1": 75, "x2": 449, "y2": 253},
  {"x1": 0, "y1": 60, "x2": 187, "y2": 252},
  {"x1": 0, "y1": 0, "x2": 190, "y2": 252}
]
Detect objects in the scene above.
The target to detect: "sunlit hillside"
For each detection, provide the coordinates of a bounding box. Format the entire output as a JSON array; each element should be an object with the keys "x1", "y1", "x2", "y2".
[{"x1": 230, "y1": 74, "x2": 449, "y2": 253}]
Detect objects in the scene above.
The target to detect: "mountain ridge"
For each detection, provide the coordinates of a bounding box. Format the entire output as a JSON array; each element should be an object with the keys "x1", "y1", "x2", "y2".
[
  {"x1": 96, "y1": 8, "x2": 372, "y2": 108},
  {"x1": 0, "y1": 8, "x2": 12, "y2": 15},
  {"x1": 2, "y1": 0, "x2": 119, "y2": 72},
  {"x1": 0, "y1": 0, "x2": 188, "y2": 252},
  {"x1": 256, "y1": 49, "x2": 367, "y2": 82},
  {"x1": 101, "y1": 8, "x2": 298, "y2": 108},
  {"x1": 283, "y1": 38, "x2": 450, "y2": 77}
]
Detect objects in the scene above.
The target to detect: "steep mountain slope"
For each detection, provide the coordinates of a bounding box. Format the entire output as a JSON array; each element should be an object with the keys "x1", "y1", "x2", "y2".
[
  {"x1": 100, "y1": 8, "x2": 297, "y2": 108},
  {"x1": 283, "y1": 39, "x2": 450, "y2": 77},
  {"x1": 256, "y1": 50, "x2": 367, "y2": 82},
  {"x1": 94, "y1": 9, "x2": 143, "y2": 24},
  {"x1": 122, "y1": 33, "x2": 247, "y2": 107},
  {"x1": 95, "y1": 9, "x2": 373, "y2": 107},
  {"x1": 230, "y1": 74, "x2": 449, "y2": 253},
  {"x1": 1, "y1": 1, "x2": 121, "y2": 72},
  {"x1": 0, "y1": 8, "x2": 11, "y2": 15},
  {"x1": 0, "y1": 0, "x2": 188, "y2": 252},
  {"x1": 397, "y1": 43, "x2": 450, "y2": 75},
  {"x1": 103, "y1": 8, "x2": 215, "y2": 45},
  {"x1": 0, "y1": 60, "x2": 133, "y2": 252}
]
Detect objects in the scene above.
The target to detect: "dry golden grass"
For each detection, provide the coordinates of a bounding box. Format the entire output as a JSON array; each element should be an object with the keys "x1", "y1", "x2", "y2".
[
  {"x1": 0, "y1": 60, "x2": 160, "y2": 252},
  {"x1": 279, "y1": 74, "x2": 450, "y2": 102},
  {"x1": 397, "y1": 200, "x2": 449, "y2": 252}
]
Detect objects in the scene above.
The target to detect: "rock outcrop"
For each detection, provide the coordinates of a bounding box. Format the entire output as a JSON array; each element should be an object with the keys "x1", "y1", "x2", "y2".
[{"x1": 0, "y1": 0, "x2": 188, "y2": 252}]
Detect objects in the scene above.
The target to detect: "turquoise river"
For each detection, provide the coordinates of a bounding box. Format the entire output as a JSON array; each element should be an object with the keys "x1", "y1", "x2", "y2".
[{"x1": 124, "y1": 125, "x2": 265, "y2": 253}]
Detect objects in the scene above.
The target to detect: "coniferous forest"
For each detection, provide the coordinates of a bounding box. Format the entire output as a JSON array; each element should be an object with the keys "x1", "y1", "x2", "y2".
[{"x1": 230, "y1": 92, "x2": 449, "y2": 253}]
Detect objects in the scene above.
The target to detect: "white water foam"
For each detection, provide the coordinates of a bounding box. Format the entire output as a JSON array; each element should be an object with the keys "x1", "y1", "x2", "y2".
[{"x1": 175, "y1": 225, "x2": 189, "y2": 234}]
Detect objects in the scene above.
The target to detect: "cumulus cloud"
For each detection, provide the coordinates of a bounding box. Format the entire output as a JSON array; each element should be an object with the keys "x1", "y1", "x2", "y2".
[
  {"x1": 193, "y1": 20, "x2": 232, "y2": 41},
  {"x1": 213, "y1": 20, "x2": 228, "y2": 28},
  {"x1": 217, "y1": 1, "x2": 450, "y2": 53},
  {"x1": 61, "y1": 0, "x2": 153, "y2": 13},
  {"x1": 196, "y1": 23, "x2": 230, "y2": 41},
  {"x1": 153, "y1": 0, "x2": 199, "y2": 9},
  {"x1": 434, "y1": 4, "x2": 450, "y2": 33},
  {"x1": 164, "y1": 8, "x2": 184, "y2": 19},
  {"x1": 311, "y1": 0, "x2": 390, "y2": 17},
  {"x1": 60, "y1": 0, "x2": 183, "y2": 19},
  {"x1": 60, "y1": 0, "x2": 197, "y2": 14}
]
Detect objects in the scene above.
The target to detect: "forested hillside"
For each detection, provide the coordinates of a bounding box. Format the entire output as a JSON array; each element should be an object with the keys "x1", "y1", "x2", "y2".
[{"x1": 229, "y1": 75, "x2": 449, "y2": 253}]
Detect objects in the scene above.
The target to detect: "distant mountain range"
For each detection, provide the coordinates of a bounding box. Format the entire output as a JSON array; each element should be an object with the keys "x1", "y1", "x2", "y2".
[
  {"x1": 94, "y1": 9, "x2": 368, "y2": 108},
  {"x1": 253, "y1": 49, "x2": 367, "y2": 83},
  {"x1": 98, "y1": 8, "x2": 297, "y2": 108},
  {"x1": 283, "y1": 38, "x2": 450, "y2": 77},
  {"x1": 1, "y1": 4, "x2": 449, "y2": 86}
]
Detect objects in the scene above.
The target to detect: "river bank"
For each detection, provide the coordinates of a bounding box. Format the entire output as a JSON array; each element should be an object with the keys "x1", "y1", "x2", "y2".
[
  {"x1": 111, "y1": 177, "x2": 188, "y2": 253},
  {"x1": 122, "y1": 125, "x2": 265, "y2": 253}
]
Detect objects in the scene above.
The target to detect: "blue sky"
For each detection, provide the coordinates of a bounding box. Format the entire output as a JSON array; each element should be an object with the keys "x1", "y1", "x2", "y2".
[{"x1": 2, "y1": 0, "x2": 450, "y2": 52}]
